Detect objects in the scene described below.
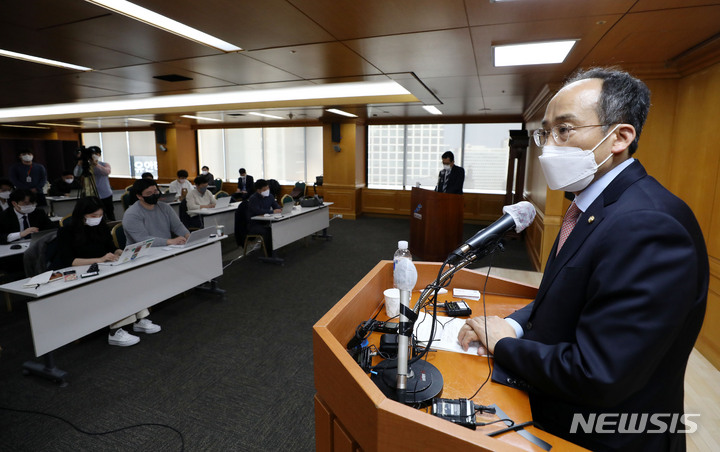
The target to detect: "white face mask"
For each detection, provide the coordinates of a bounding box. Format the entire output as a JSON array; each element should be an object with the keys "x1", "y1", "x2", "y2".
[
  {"x1": 18, "y1": 204, "x2": 36, "y2": 215},
  {"x1": 201, "y1": 171, "x2": 208, "y2": 175},
  {"x1": 64, "y1": 178, "x2": 74, "y2": 184},
  {"x1": 92, "y1": 154, "x2": 100, "y2": 162},
  {"x1": 85, "y1": 216, "x2": 102, "y2": 227},
  {"x1": 538, "y1": 125, "x2": 620, "y2": 193},
  {"x1": 21, "y1": 154, "x2": 33, "y2": 162},
  {"x1": 261, "y1": 189, "x2": 270, "y2": 197},
  {"x1": 443, "y1": 164, "x2": 452, "y2": 171},
  {"x1": 0, "y1": 191, "x2": 10, "y2": 200}
]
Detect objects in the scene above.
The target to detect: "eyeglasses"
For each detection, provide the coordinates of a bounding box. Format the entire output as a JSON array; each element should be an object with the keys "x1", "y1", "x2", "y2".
[{"x1": 532, "y1": 124, "x2": 606, "y2": 147}]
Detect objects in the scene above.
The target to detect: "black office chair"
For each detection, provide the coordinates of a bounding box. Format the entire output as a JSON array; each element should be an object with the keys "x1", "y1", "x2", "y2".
[
  {"x1": 179, "y1": 199, "x2": 204, "y2": 230},
  {"x1": 234, "y1": 202, "x2": 266, "y2": 257}
]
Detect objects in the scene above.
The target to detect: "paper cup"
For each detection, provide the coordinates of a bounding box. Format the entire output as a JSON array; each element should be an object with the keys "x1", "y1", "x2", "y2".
[{"x1": 383, "y1": 288, "x2": 400, "y2": 318}]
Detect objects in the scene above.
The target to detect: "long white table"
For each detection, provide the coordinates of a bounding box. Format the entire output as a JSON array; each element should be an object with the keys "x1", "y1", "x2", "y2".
[
  {"x1": 251, "y1": 202, "x2": 332, "y2": 251},
  {"x1": 47, "y1": 191, "x2": 125, "y2": 220},
  {"x1": 0, "y1": 237, "x2": 225, "y2": 384},
  {"x1": 188, "y1": 202, "x2": 240, "y2": 234}
]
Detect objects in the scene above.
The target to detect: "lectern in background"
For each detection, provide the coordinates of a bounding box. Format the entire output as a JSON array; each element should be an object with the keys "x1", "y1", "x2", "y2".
[{"x1": 410, "y1": 187, "x2": 463, "y2": 261}]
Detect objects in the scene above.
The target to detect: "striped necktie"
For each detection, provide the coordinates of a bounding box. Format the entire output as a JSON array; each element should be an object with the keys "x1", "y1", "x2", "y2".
[{"x1": 443, "y1": 169, "x2": 450, "y2": 192}]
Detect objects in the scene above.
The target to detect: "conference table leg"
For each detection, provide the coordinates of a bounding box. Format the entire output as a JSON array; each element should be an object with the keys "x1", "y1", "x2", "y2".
[
  {"x1": 22, "y1": 352, "x2": 69, "y2": 387},
  {"x1": 194, "y1": 278, "x2": 226, "y2": 295}
]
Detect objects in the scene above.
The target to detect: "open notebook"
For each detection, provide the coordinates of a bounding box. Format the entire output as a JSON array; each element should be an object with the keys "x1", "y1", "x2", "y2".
[{"x1": 99, "y1": 238, "x2": 154, "y2": 266}]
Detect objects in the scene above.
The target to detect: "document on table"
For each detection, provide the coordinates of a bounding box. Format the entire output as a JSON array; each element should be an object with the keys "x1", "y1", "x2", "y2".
[{"x1": 413, "y1": 312, "x2": 486, "y2": 356}]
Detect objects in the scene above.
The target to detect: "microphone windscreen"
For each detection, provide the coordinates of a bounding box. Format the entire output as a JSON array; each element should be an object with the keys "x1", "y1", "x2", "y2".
[{"x1": 502, "y1": 201, "x2": 536, "y2": 232}]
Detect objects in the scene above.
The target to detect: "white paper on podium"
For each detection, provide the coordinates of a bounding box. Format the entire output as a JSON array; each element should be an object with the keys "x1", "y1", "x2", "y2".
[{"x1": 413, "y1": 311, "x2": 485, "y2": 356}]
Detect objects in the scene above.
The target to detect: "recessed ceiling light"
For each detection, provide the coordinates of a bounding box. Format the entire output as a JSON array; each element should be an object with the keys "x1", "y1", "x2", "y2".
[
  {"x1": 326, "y1": 108, "x2": 358, "y2": 118},
  {"x1": 127, "y1": 118, "x2": 172, "y2": 124},
  {"x1": 37, "y1": 122, "x2": 82, "y2": 127},
  {"x1": 181, "y1": 114, "x2": 222, "y2": 122},
  {"x1": 493, "y1": 40, "x2": 577, "y2": 67},
  {"x1": 85, "y1": 0, "x2": 241, "y2": 52},
  {"x1": 0, "y1": 49, "x2": 92, "y2": 71},
  {"x1": 1, "y1": 124, "x2": 50, "y2": 129},
  {"x1": 423, "y1": 105, "x2": 443, "y2": 115},
  {"x1": 247, "y1": 112, "x2": 284, "y2": 119}
]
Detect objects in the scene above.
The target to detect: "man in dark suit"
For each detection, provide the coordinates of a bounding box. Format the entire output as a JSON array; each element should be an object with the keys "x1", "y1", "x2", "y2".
[
  {"x1": 235, "y1": 168, "x2": 254, "y2": 201},
  {"x1": 0, "y1": 189, "x2": 56, "y2": 244},
  {"x1": 435, "y1": 151, "x2": 464, "y2": 194},
  {"x1": 458, "y1": 68, "x2": 708, "y2": 451}
]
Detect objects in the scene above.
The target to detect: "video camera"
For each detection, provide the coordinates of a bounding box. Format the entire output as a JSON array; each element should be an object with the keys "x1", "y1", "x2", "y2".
[{"x1": 76, "y1": 145, "x2": 100, "y2": 176}]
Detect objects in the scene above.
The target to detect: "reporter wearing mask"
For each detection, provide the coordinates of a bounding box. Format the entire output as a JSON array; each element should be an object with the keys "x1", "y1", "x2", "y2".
[
  {"x1": 0, "y1": 189, "x2": 55, "y2": 245},
  {"x1": 185, "y1": 174, "x2": 216, "y2": 216},
  {"x1": 51, "y1": 196, "x2": 161, "y2": 347},
  {"x1": 0, "y1": 179, "x2": 14, "y2": 211}
]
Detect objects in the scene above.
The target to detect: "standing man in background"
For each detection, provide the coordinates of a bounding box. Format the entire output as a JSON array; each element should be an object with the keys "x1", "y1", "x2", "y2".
[
  {"x1": 235, "y1": 168, "x2": 254, "y2": 201},
  {"x1": 75, "y1": 146, "x2": 115, "y2": 221},
  {"x1": 435, "y1": 151, "x2": 464, "y2": 194},
  {"x1": 9, "y1": 150, "x2": 47, "y2": 206}
]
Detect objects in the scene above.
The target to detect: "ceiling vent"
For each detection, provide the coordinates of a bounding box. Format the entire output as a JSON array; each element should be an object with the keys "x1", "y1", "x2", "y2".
[{"x1": 153, "y1": 74, "x2": 193, "y2": 82}]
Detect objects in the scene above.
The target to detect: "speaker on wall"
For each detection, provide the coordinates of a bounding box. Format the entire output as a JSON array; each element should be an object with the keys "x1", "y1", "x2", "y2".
[
  {"x1": 155, "y1": 126, "x2": 167, "y2": 145},
  {"x1": 331, "y1": 122, "x2": 341, "y2": 143}
]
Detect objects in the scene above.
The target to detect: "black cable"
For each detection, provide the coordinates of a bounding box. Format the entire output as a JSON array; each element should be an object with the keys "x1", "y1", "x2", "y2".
[
  {"x1": 467, "y1": 244, "x2": 500, "y2": 400},
  {"x1": 477, "y1": 418, "x2": 514, "y2": 428},
  {"x1": 0, "y1": 406, "x2": 185, "y2": 451},
  {"x1": 487, "y1": 420, "x2": 535, "y2": 437}
]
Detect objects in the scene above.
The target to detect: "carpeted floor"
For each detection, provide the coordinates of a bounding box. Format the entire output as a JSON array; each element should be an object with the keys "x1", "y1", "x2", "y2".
[{"x1": 0, "y1": 216, "x2": 533, "y2": 451}]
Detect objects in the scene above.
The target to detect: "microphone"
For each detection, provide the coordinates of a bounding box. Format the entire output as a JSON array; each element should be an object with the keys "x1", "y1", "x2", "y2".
[{"x1": 448, "y1": 201, "x2": 536, "y2": 262}]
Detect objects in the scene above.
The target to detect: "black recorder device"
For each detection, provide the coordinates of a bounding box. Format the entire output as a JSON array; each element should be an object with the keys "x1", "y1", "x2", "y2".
[{"x1": 444, "y1": 301, "x2": 472, "y2": 316}]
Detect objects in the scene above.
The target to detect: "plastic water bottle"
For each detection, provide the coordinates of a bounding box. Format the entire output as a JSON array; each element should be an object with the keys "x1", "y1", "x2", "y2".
[
  {"x1": 392, "y1": 240, "x2": 417, "y2": 403},
  {"x1": 393, "y1": 240, "x2": 413, "y2": 289}
]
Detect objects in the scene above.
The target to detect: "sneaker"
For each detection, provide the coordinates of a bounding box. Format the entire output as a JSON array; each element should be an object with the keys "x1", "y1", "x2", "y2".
[
  {"x1": 133, "y1": 318, "x2": 161, "y2": 334},
  {"x1": 108, "y1": 329, "x2": 140, "y2": 347}
]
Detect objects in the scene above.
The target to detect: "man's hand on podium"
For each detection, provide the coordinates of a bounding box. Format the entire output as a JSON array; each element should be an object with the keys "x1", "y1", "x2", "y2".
[{"x1": 458, "y1": 316, "x2": 516, "y2": 355}]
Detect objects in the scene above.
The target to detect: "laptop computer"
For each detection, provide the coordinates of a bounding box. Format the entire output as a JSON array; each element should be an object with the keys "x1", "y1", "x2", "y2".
[
  {"x1": 273, "y1": 202, "x2": 294, "y2": 217},
  {"x1": 168, "y1": 226, "x2": 216, "y2": 248},
  {"x1": 213, "y1": 196, "x2": 231, "y2": 208},
  {"x1": 29, "y1": 228, "x2": 58, "y2": 246},
  {"x1": 99, "y1": 238, "x2": 155, "y2": 266},
  {"x1": 158, "y1": 192, "x2": 177, "y2": 203}
]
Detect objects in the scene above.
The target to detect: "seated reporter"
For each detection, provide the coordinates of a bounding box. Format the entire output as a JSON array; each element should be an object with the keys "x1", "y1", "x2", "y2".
[
  {"x1": 48, "y1": 171, "x2": 80, "y2": 196},
  {"x1": 123, "y1": 178, "x2": 190, "y2": 247},
  {"x1": 185, "y1": 174, "x2": 216, "y2": 216},
  {"x1": 0, "y1": 178, "x2": 14, "y2": 211},
  {"x1": 0, "y1": 189, "x2": 55, "y2": 244},
  {"x1": 51, "y1": 196, "x2": 161, "y2": 347},
  {"x1": 247, "y1": 179, "x2": 281, "y2": 251}
]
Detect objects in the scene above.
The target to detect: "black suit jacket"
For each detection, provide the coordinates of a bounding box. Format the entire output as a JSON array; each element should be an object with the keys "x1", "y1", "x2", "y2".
[
  {"x1": 435, "y1": 165, "x2": 465, "y2": 194},
  {"x1": 238, "y1": 175, "x2": 254, "y2": 198},
  {"x1": 0, "y1": 207, "x2": 56, "y2": 244},
  {"x1": 492, "y1": 161, "x2": 708, "y2": 451}
]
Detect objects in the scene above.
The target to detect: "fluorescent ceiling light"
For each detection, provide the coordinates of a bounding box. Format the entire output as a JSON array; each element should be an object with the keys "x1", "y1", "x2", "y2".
[
  {"x1": 37, "y1": 122, "x2": 82, "y2": 127},
  {"x1": 493, "y1": 40, "x2": 577, "y2": 67},
  {"x1": 1, "y1": 124, "x2": 50, "y2": 129},
  {"x1": 0, "y1": 49, "x2": 92, "y2": 71},
  {"x1": 181, "y1": 114, "x2": 222, "y2": 122},
  {"x1": 85, "y1": 0, "x2": 241, "y2": 52},
  {"x1": 423, "y1": 105, "x2": 442, "y2": 115},
  {"x1": 0, "y1": 81, "x2": 414, "y2": 122},
  {"x1": 127, "y1": 118, "x2": 172, "y2": 124},
  {"x1": 247, "y1": 112, "x2": 284, "y2": 119},
  {"x1": 326, "y1": 108, "x2": 357, "y2": 118}
]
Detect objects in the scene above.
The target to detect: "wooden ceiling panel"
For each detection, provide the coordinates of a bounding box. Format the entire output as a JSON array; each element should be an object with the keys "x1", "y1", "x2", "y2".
[
  {"x1": 0, "y1": 0, "x2": 108, "y2": 29},
  {"x1": 582, "y1": 7, "x2": 720, "y2": 65},
  {"x1": 471, "y1": 15, "x2": 623, "y2": 76},
  {"x1": 0, "y1": 23, "x2": 150, "y2": 72},
  {"x1": 421, "y1": 76, "x2": 483, "y2": 99},
  {"x1": 99, "y1": 63, "x2": 236, "y2": 92},
  {"x1": 344, "y1": 29, "x2": 478, "y2": 78},
  {"x1": 164, "y1": 53, "x2": 301, "y2": 85},
  {"x1": 465, "y1": 0, "x2": 635, "y2": 26},
  {"x1": 287, "y1": 0, "x2": 468, "y2": 40},
  {"x1": 245, "y1": 42, "x2": 382, "y2": 80},
  {"x1": 631, "y1": 0, "x2": 720, "y2": 12},
  {"x1": 48, "y1": 13, "x2": 217, "y2": 63},
  {"x1": 131, "y1": 0, "x2": 334, "y2": 51}
]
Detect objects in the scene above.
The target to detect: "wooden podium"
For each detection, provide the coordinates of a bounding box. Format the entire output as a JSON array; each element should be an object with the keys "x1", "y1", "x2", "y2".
[
  {"x1": 313, "y1": 261, "x2": 585, "y2": 452},
  {"x1": 409, "y1": 187, "x2": 464, "y2": 262}
]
